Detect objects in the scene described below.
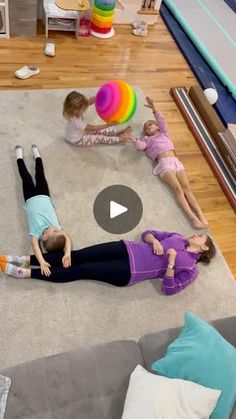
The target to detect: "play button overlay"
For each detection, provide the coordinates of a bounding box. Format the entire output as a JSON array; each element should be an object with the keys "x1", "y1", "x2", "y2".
[
  {"x1": 110, "y1": 201, "x2": 128, "y2": 219},
  {"x1": 93, "y1": 185, "x2": 143, "y2": 234}
]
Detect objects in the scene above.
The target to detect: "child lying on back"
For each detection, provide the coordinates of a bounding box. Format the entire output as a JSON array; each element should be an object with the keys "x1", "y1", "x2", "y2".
[{"x1": 133, "y1": 97, "x2": 208, "y2": 229}]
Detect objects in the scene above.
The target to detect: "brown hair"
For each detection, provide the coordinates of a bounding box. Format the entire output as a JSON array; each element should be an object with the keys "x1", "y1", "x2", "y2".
[
  {"x1": 198, "y1": 235, "x2": 216, "y2": 264},
  {"x1": 43, "y1": 234, "x2": 66, "y2": 252},
  {"x1": 63, "y1": 91, "x2": 89, "y2": 119}
]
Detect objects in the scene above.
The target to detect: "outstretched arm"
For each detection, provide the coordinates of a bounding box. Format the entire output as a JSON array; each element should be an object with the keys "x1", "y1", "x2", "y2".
[
  {"x1": 145, "y1": 96, "x2": 157, "y2": 112},
  {"x1": 85, "y1": 121, "x2": 118, "y2": 132},
  {"x1": 62, "y1": 232, "x2": 72, "y2": 268},
  {"x1": 145, "y1": 96, "x2": 168, "y2": 134},
  {"x1": 31, "y1": 236, "x2": 51, "y2": 276}
]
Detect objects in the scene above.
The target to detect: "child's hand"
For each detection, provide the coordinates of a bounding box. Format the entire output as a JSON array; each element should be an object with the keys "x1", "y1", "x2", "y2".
[
  {"x1": 88, "y1": 96, "x2": 96, "y2": 105},
  {"x1": 145, "y1": 96, "x2": 155, "y2": 110},
  {"x1": 119, "y1": 126, "x2": 133, "y2": 142},
  {"x1": 40, "y1": 261, "x2": 51, "y2": 276},
  {"x1": 152, "y1": 239, "x2": 164, "y2": 255},
  {"x1": 62, "y1": 254, "x2": 71, "y2": 268}
]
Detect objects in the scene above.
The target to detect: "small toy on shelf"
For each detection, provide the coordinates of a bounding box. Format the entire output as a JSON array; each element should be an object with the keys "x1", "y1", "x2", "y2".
[{"x1": 76, "y1": 9, "x2": 91, "y2": 36}]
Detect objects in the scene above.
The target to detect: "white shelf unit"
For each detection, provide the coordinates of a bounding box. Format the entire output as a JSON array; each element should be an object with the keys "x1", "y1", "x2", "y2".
[
  {"x1": 0, "y1": 0, "x2": 10, "y2": 38},
  {"x1": 43, "y1": 0, "x2": 78, "y2": 38}
]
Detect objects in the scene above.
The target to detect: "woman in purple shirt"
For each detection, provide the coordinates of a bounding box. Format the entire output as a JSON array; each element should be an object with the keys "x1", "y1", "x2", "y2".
[{"x1": 1, "y1": 230, "x2": 215, "y2": 295}]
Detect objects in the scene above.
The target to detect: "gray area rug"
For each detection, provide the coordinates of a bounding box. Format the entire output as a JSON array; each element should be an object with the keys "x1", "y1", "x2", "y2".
[{"x1": 0, "y1": 87, "x2": 235, "y2": 369}]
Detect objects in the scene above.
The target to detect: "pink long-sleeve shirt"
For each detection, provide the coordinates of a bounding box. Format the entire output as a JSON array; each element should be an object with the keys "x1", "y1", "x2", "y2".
[
  {"x1": 134, "y1": 111, "x2": 175, "y2": 161},
  {"x1": 123, "y1": 230, "x2": 199, "y2": 295}
]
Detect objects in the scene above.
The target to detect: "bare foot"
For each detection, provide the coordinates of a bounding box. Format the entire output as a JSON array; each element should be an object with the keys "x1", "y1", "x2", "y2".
[
  {"x1": 119, "y1": 128, "x2": 134, "y2": 142},
  {"x1": 191, "y1": 216, "x2": 205, "y2": 229},
  {"x1": 118, "y1": 126, "x2": 133, "y2": 135},
  {"x1": 199, "y1": 215, "x2": 208, "y2": 228}
]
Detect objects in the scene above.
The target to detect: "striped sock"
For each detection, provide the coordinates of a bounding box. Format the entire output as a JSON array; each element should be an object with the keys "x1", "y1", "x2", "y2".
[
  {"x1": 0, "y1": 255, "x2": 28, "y2": 266},
  {"x1": 0, "y1": 261, "x2": 28, "y2": 278}
]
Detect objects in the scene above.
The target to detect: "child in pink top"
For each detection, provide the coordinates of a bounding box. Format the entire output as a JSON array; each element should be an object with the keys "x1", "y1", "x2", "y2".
[
  {"x1": 63, "y1": 91, "x2": 133, "y2": 146},
  {"x1": 134, "y1": 97, "x2": 208, "y2": 229}
]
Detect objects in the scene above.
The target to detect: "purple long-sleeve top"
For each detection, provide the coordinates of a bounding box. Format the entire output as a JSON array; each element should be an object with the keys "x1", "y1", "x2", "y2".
[{"x1": 123, "y1": 230, "x2": 199, "y2": 295}]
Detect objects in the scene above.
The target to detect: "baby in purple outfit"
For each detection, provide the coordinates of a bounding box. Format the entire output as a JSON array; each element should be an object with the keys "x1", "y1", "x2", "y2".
[{"x1": 133, "y1": 97, "x2": 208, "y2": 229}]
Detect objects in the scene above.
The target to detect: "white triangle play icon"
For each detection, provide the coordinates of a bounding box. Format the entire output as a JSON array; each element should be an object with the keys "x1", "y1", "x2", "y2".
[{"x1": 110, "y1": 200, "x2": 128, "y2": 219}]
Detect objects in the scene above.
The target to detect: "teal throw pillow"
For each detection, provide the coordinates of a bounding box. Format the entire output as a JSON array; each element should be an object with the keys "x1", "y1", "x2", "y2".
[{"x1": 151, "y1": 312, "x2": 236, "y2": 419}]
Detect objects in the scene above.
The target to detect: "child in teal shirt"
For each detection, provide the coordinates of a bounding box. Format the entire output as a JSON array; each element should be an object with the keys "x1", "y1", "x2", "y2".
[{"x1": 7, "y1": 145, "x2": 72, "y2": 277}]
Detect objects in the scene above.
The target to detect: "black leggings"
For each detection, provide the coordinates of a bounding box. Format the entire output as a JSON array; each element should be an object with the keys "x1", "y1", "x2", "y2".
[
  {"x1": 30, "y1": 241, "x2": 131, "y2": 286},
  {"x1": 17, "y1": 157, "x2": 50, "y2": 201}
]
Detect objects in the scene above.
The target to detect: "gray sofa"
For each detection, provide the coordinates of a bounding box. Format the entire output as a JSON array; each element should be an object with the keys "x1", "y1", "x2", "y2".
[{"x1": 2, "y1": 316, "x2": 236, "y2": 419}]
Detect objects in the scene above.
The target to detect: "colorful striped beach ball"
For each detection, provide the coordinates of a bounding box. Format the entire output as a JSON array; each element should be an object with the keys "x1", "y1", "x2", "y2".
[{"x1": 95, "y1": 80, "x2": 137, "y2": 124}]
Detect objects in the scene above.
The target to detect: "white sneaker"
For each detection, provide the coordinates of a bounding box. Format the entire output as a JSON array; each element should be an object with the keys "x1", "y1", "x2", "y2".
[
  {"x1": 132, "y1": 20, "x2": 147, "y2": 29},
  {"x1": 132, "y1": 28, "x2": 148, "y2": 37},
  {"x1": 15, "y1": 145, "x2": 23, "y2": 159},
  {"x1": 31, "y1": 144, "x2": 41, "y2": 160},
  {"x1": 44, "y1": 41, "x2": 56, "y2": 57},
  {"x1": 15, "y1": 66, "x2": 40, "y2": 80}
]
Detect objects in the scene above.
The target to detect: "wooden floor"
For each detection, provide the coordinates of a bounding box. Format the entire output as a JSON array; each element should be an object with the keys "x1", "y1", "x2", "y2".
[{"x1": 0, "y1": 21, "x2": 235, "y2": 278}]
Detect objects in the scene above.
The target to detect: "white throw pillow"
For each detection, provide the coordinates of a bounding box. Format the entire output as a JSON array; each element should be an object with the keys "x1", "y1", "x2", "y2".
[{"x1": 122, "y1": 365, "x2": 221, "y2": 419}]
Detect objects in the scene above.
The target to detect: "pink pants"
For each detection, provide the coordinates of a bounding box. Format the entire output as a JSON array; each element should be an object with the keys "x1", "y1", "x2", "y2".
[
  {"x1": 75, "y1": 129, "x2": 120, "y2": 147},
  {"x1": 153, "y1": 157, "x2": 184, "y2": 178}
]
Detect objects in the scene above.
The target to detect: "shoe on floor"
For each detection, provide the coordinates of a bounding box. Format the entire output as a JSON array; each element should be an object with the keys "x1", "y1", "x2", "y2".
[
  {"x1": 44, "y1": 41, "x2": 56, "y2": 57},
  {"x1": 15, "y1": 66, "x2": 40, "y2": 80},
  {"x1": 132, "y1": 28, "x2": 148, "y2": 37},
  {"x1": 132, "y1": 20, "x2": 147, "y2": 29}
]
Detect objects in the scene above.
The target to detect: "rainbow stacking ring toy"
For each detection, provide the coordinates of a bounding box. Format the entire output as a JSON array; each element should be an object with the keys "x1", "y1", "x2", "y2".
[
  {"x1": 95, "y1": 80, "x2": 137, "y2": 124},
  {"x1": 91, "y1": 0, "x2": 116, "y2": 39}
]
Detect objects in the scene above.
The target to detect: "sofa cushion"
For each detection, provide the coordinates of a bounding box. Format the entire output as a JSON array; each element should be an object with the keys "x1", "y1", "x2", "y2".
[
  {"x1": 138, "y1": 316, "x2": 236, "y2": 370},
  {"x1": 151, "y1": 313, "x2": 236, "y2": 419},
  {"x1": 2, "y1": 340, "x2": 144, "y2": 419}
]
